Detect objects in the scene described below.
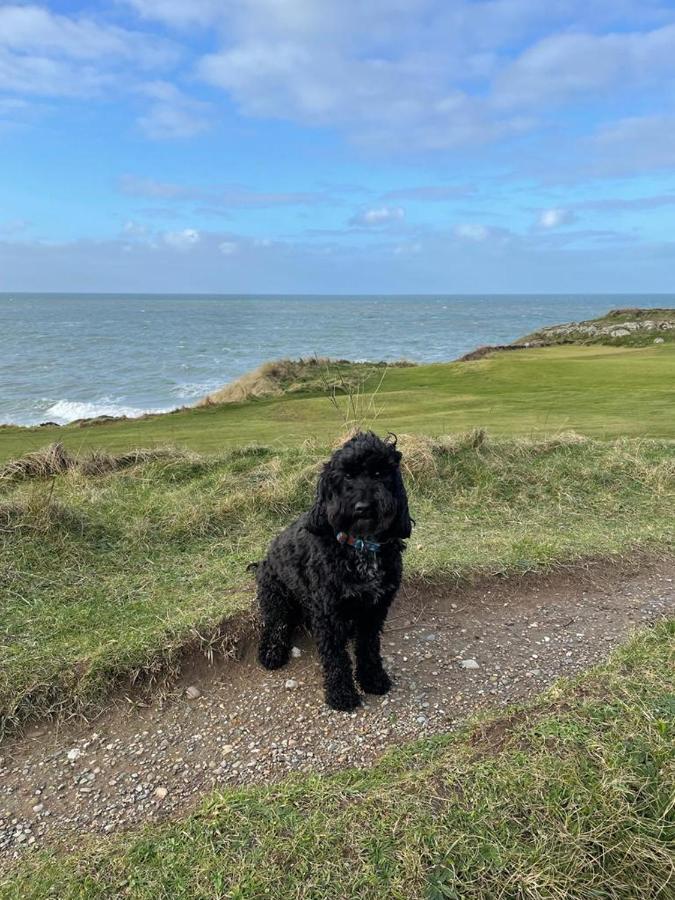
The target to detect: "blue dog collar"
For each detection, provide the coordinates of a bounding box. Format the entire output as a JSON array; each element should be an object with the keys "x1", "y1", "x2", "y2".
[{"x1": 336, "y1": 532, "x2": 381, "y2": 553}]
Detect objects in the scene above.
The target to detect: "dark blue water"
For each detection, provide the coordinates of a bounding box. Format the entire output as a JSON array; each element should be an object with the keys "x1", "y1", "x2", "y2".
[{"x1": 0, "y1": 293, "x2": 670, "y2": 425}]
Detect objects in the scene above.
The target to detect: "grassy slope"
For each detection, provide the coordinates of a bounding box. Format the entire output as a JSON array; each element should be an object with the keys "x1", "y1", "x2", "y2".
[
  {"x1": 198, "y1": 357, "x2": 411, "y2": 405},
  {"x1": 1, "y1": 435, "x2": 674, "y2": 733},
  {"x1": 3, "y1": 621, "x2": 673, "y2": 899},
  {"x1": 1, "y1": 344, "x2": 675, "y2": 463}
]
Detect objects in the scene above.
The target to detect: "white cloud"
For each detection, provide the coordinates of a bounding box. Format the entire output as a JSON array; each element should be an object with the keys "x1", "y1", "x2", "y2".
[
  {"x1": 218, "y1": 240, "x2": 238, "y2": 255},
  {"x1": 0, "y1": 4, "x2": 174, "y2": 64},
  {"x1": 183, "y1": 1, "x2": 675, "y2": 150},
  {"x1": 349, "y1": 206, "x2": 405, "y2": 227},
  {"x1": 119, "y1": 175, "x2": 187, "y2": 198},
  {"x1": 0, "y1": 4, "x2": 177, "y2": 97},
  {"x1": 393, "y1": 241, "x2": 422, "y2": 255},
  {"x1": 538, "y1": 208, "x2": 576, "y2": 228},
  {"x1": 587, "y1": 114, "x2": 675, "y2": 175},
  {"x1": 122, "y1": 220, "x2": 148, "y2": 235},
  {"x1": 192, "y1": 1, "x2": 529, "y2": 150},
  {"x1": 123, "y1": 0, "x2": 224, "y2": 28},
  {"x1": 137, "y1": 81, "x2": 211, "y2": 139},
  {"x1": 494, "y1": 24, "x2": 675, "y2": 109},
  {"x1": 454, "y1": 223, "x2": 490, "y2": 241},
  {"x1": 163, "y1": 228, "x2": 200, "y2": 249}
]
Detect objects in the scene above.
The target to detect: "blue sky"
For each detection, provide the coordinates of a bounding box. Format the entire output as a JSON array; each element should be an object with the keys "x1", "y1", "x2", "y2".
[{"x1": 1, "y1": 0, "x2": 675, "y2": 293}]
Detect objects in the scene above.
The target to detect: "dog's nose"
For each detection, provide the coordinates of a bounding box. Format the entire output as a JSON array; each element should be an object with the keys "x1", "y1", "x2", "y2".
[{"x1": 354, "y1": 501, "x2": 371, "y2": 515}]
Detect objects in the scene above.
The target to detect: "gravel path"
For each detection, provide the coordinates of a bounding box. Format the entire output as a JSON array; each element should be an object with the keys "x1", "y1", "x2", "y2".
[{"x1": 1, "y1": 560, "x2": 674, "y2": 865}]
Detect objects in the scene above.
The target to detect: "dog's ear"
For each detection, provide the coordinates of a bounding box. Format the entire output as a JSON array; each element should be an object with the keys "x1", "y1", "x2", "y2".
[
  {"x1": 306, "y1": 466, "x2": 331, "y2": 534},
  {"x1": 389, "y1": 468, "x2": 412, "y2": 539}
]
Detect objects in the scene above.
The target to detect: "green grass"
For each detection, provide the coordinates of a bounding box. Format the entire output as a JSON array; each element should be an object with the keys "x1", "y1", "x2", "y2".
[
  {"x1": 2, "y1": 344, "x2": 675, "y2": 463},
  {"x1": 1, "y1": 433, "x2": 674, "y2": 734},
  {"x1": 3, "y1": 620, "x2": 673, "y2": 899}
]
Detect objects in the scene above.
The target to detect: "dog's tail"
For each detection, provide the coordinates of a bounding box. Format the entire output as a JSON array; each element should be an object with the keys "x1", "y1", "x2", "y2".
[{"x1": 245, "y1": 561, "x2": 260, "y2": 574}]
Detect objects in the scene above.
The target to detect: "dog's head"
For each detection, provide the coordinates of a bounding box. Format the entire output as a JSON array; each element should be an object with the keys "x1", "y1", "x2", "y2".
[{"x1": 307, "y1": 431, "x2": 412, "y2": 541}]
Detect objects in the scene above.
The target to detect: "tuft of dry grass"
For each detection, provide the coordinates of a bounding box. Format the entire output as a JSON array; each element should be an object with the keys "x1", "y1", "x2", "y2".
[
  {"x1": 198, "y1": 357, "x2": 414, "y2": 406},
  {"x1": 0, "y1": 443, "x2": 188, "y2": 482},
  {"x1": 0, "y1": 441, "x2": 72, "y2": 480}
]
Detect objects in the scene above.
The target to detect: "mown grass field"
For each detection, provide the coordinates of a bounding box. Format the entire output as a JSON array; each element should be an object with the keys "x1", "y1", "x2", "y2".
[
  {"x1": 1, "y1": 343, "x2": 675, "y2": 463},
  {"x1": 1, "y1": 433, "x2": 674, "y2": 734},
  {"x1": 2, "y1": 621, "x2": 673, "y2": 899}
]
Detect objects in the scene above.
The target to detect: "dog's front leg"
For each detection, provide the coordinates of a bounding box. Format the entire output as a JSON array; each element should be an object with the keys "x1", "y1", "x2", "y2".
[
  {"x1": 312, "y1": 611, "x2": 361, "y2": 712},
  {"x1": 355, "y1": 606, "x2": 392, "y2": 695}
]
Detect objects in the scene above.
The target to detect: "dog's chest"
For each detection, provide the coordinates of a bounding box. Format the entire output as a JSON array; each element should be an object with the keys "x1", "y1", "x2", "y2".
[{"x1": 340, "y1": 552, "x2": 385, "y2": 601}]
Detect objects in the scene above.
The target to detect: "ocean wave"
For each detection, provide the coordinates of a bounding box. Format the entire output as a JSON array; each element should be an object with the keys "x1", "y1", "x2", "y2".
[
  {"x1": 170, "y1": 381, "x2": 225, "y2": 399},
  {"x1": 45, "y1": 398, "x2": 173, "y2": 424}
]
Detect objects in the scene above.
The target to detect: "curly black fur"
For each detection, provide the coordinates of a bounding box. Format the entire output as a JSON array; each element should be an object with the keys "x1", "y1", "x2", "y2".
[{"x1": 255, "y1": 431, "x2": 412, "y2": 711}]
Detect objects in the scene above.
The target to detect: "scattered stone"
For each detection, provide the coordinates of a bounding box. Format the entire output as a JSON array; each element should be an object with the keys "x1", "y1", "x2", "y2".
[
  {"x1": 284, "y1": 679, "x2": 299, "y2": 690},
  {"x1": 460, "y1": 659, "x2": 480, "y2": 669},
  {"x1": 185, "y1": 686, "x2": 201, "y2": 700},
  {"x1": 291, "y1": 647, "x2": 302, "y2": 658},
  {"x1": 154, "y1": 787, "x2": 168, "y2": 800},
  {"x1": 66, "y1": 748, "x2": 82, "y2": 762}
]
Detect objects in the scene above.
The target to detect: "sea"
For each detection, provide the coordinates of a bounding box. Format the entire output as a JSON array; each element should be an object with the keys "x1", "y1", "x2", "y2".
[{"x1": 1, "y1": 293, "x2": 671, "y2": 426}]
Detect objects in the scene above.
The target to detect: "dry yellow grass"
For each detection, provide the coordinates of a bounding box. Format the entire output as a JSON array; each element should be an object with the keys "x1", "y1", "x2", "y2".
[{"x1": 198, "y1": 357, "x2": 414, "y2": 406}]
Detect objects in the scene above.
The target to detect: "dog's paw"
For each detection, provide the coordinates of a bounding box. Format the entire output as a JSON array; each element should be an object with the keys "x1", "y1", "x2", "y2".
[
  {"x1": 258, "y1": 642, "x2": 290, "y2": 670},
  {"x1": 358, "y1": 667, "x2": 392, "y2": 695},
  {"x1": 326, "y1": 685, "x2": 362, "y2": 712}
]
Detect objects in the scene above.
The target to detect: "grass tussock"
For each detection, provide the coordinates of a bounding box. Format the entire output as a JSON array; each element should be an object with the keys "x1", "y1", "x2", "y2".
[
  {"x1": 0, "y1": 443, "x2": 188, "y2": 482},
  {"x1": 2, "y1": 621, "x2": 673, "y2": 899},
  {"x1": 198, "y1": 357, "x2": 414, "y2": 406},
  {"x1": 1, "y1": 433, "x2": 673, "y2": 735}
]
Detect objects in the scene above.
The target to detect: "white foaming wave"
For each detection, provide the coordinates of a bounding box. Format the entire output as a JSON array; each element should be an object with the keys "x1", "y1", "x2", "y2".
[{"x1": 45, "y1": 398, "x2": 173, "y2": 424}]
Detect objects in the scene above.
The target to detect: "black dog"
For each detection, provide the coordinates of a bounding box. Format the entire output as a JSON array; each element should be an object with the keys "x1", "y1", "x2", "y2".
[{"x1": 255, "y1": 431, "x2": 412, "y2": 711}]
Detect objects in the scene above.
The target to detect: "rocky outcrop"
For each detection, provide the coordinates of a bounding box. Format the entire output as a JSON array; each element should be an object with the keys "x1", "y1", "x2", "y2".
[{"x1": 536, "y1": 319, "x2": 675, "y2": 340}]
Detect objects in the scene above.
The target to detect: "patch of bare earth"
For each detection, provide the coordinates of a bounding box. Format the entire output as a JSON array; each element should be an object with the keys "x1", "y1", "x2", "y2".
[{"x1": 1, "y1": 559, "x2": 674, "y2": 865}]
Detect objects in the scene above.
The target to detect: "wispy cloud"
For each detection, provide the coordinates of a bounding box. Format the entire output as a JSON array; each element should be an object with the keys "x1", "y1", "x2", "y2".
[
  {"x1": 119, "y1": 174, "x2": 328, "y2": 208},
  {"x1": 575, "y1": 193, "x2": 675, "y2": 211},
  {"x1": 163, "y1": 227, "x2": 200, "y2": 249},
  {"x1": 537, "y1": 208, "x2": 576, "y2": 228},
  {"x1": 454, "y1": 223, "x2": 490, "y2": 241},
  {"x1": 382, "y1": 185, "x2": 474, "y2": 203},
  {"x1": 137, "y1": 81, "x2": 212, "y2": 139},
  {"x1": 0, "y1": 3, "x2": 177, "y2": 98},
  {"x1": 349, "y1": 206, "x2": 405, "y2": 227}
]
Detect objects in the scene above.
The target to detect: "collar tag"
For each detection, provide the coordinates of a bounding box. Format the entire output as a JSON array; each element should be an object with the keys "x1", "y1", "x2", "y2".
[{"x1": 337, "y1": 532, "x2": 381, "y2": 553}]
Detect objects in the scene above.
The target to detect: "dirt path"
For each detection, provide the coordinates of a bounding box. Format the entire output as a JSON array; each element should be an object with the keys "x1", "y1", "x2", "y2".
[{"x1": 1, "y1": 559, "x2": 674, "y2": 865}]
